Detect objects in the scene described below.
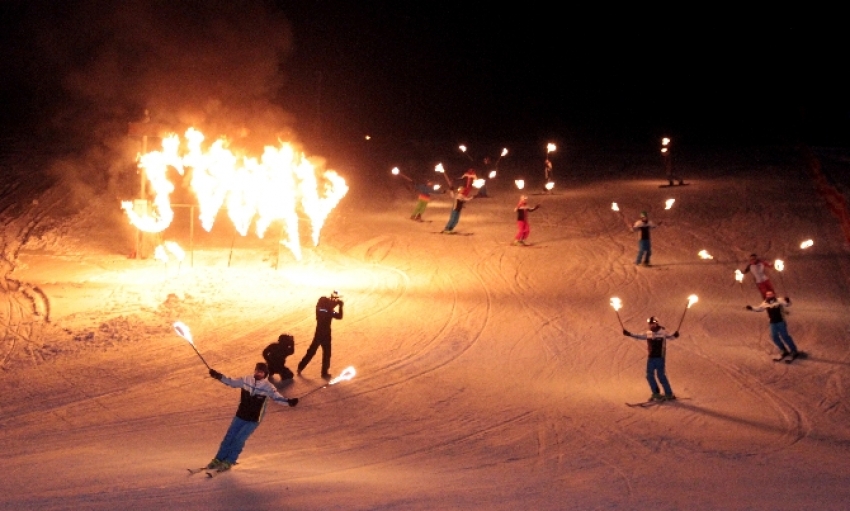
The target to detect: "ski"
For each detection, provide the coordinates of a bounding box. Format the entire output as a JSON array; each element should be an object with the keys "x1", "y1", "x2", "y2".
[
  {"x1": 188, "y1": 467, "x2": 210, "y2": 475},
  {"x1": 658, "y1": 183, "x2": 690, "y2": 188},
  {"x1": 431, "y1": 231, "x2": 474, "y2": 236},
  {"x1": 207, "y1": 467, "x2": 231, "y2": 478},
  {"x1": 772, "y1": 354, "x2": 790, "y2": 363},
  {"x1": 626, "y1": 401, "x2": 662, "y2": 408}
]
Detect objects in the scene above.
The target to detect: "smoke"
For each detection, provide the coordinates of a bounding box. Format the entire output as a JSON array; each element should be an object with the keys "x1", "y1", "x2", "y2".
[{"x1": 4, "y1": 0, "x2": 296, "y2": 198}]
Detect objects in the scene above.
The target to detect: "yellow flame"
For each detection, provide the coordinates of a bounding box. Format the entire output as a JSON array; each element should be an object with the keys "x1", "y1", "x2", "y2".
[
  {"x1": 546, "y1": 143, "x2": 556, "y2": 153},
  {"x1": 515, "y1": 179, "x2": 525, "y2": 190},
  {"x1": 687, "y1": 294, "x2": 699, "y2": 308},
  {"x1": 610, "y1": 297, "x2": 622, "y2": 311},
  {"x1": 124, "y1": 128, "x2": 348, "y2": 261},
  {"x1": 774, "y1": 259, "x2": 784, "y2": 272},
  {"x1": 459, "y1": 145, "x2": 467, "y2": 153},
  {"x1": 473, "y1": 178, "x2": 486, "y2": 189},
  {"x1": 698, "y1": 250, "x2": 713, "y2": 259},
  {"x1": 173, "y1": 321, "x2": 194, "y2": 345},
  {"x1": 665, "y1": 199, "x2": 675, "y2": 209},
  {"x1": 800, "y1": 239, "x2": 813, "y2": 249},
  {"x1": 329, "y1": 365, "x2": 356, "y2": 385},
  {"x1": 501, "y1": 148, "x2": 508, "y2": 157},
  {"x1": 545, "y1": 181, "x2": 555, "y2": 190},
  {"x1": 612, "y1": 202, "x2": 619, "y2": 211},
  {"x1": 391, "y1": 167, "x2": 400, "y2": 175},
  {"x1": 661, "y1": 147, "x2": 668, "y2": 154},
  {"x1": 735, "y1": 269, "x2": 744, "y2": 282},
  {"x1": 435, "y1": 163, "x2": 445, "y2": 173},
  {"x1": 662, "y1": 137, "x2": 670, "y2": 146},
  {"x1": 488, "y1": 170, "x2": 497, "y2": 179}
]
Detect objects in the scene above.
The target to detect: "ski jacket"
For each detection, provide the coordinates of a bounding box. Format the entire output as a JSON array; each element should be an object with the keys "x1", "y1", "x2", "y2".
[
  {"x1": 631, "y1": 219, "x2": 657, "y2": 240},
  {"x1": 315, "y1": 297, "x2": 343, "y2": 337},
  {"x1": 743, "y1": 259, "x2": 773, "y2": 283},
  {"x1": 219, "y1": 375, "x2": 291, "y2": 423},
  {"x1": 750, "y1": 298, "x2": 790, "y2": 323},
  {"x1": 449, "y1": 191, "x2": 471, "y2": 212},
  {"x1": 414, "y1": 183, "x2": 436, "y2": 201},
  {"x1": 627, "y1": 327, "x2": 676, "y2": 358},
  {"x1": 515, "y1": 203, "x2": 539, "y2": 222}
]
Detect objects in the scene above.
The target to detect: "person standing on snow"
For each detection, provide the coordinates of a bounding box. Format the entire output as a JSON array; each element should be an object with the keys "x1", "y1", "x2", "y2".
[
  {"x1": 205, "y1": 362, "x2": 298, "y2": 472},
  {"x1": 745, "y1": 290, "x2": 801, "y2": 360},
  {"x1": 512, "y1": 195, "x2": 540, "y2": 245},
  {"x1": 459, "y1": 168, "x2": 477, "y2": 198},
  {"x1": 631, "y1": 211, "x2": 660, "y2": 266},
  {"x1": 410, "y1": 180, "x2": 442, "y2": 222},
  {"x1": 297, "y1": 291, "x2": 344, "y2": 379},
  {"x1": 741, "y1": 253, "x2": 775, "y2": 299},
  {"x1": 262, "y1": 334, "x2": 295, "y2": 382},
  {"x1": 623, "y1": 316, "x2": 680, "y2": 401},
  {"x1": 442, "y1": 187, "x2": 473, "y2": 234}
]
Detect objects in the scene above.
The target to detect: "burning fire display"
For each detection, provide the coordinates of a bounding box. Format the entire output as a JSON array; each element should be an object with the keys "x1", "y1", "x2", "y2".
[{"x1": 122, "y1": 128, "x2": 349, "y2": 261}]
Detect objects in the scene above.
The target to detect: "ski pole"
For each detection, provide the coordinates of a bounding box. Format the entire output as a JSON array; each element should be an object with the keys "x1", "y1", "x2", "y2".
[{"x1": 173, "y1": 321, "x2": 212, "y2": 371}]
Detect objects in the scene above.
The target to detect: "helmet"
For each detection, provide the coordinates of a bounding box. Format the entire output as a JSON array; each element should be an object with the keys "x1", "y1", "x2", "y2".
[
  {"x1": 647, "y1": 316, "x2": 659, "y2": 324},
  {"x1": 255, "y1": 362, "x2": 269, "y2": 374}
]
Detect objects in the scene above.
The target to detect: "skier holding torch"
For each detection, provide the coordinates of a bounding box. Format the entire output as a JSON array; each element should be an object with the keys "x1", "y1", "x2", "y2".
[{"x1": 623, "y1": 316, "x2": 680, "y2": 402}]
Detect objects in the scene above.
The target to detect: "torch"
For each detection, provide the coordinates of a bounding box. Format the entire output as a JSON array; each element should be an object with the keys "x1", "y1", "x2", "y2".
[
  {"x1": 800, "y1": 239, "x2": 813, "y2": 249},
  {"x1": 515, "y1": 179, "x2": 525, "y2": 190},
  {"x1": 610, "y1": 297, "x2": 624, "y2": 329},
  {"x1": 675, "y1": 295, "x2": 698, "y2": 332},
  {"x1": 458, "y1": 144, "x2": 474, "y2": 161},
  {"x1": 665, "y1": 199, "x2": 675, "y2": 210},
  {"x1": 391, "y1": 167, "x2": 413, "y2": 182},
  {"x1": 735, "y1": 269, "x2": 744, "y2": 294},
  {"x1": 495, "y1": 147, "x2": 508, "y2": 166},
  {"x1": 173, "y1": 321, "x2": 212, "y2": 371},
  {"x1": 298, "y1": 366, "x2": 357, "y2": 399},
  {"x1": 774, "y1": 259, "x2": 786, "y2": 292},
  {"x1": 435, "y1": 163, "x2": 453, "y2": 188}
]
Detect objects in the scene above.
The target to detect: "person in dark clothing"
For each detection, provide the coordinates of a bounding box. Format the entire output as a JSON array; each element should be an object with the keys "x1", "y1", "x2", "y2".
[
  {"x1": 630, "y1": 211, "x2": 660, "y2": 266},
  {"x1": 442, "y1": 187, "x2": 472, "y2": 233},
  {"x1": 623, "y1": 316, "x2": 680, "y2": 401},
  {"x1": 745, "y1": 290, "x2": 800, "y2": 360},
  {"x1": 205, "y1": 362, "x2": 298, "y2": 471},
  {"x1": 262, "y1": 334, "x2": 295, "y2": 382},
  {"x1": 297, "y1": 291, "x2": 344, "y2": 379}
]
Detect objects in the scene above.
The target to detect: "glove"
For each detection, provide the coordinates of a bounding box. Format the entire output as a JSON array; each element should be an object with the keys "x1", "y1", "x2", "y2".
[
  {"x1": 673, "y1": 331, "x2": 680, "y2": 338},
  {"x1": 209, "y1": 369, "x2": 223, "y2": 380},
  {"x1": 784, "y1": 297, "x2": 791, "y2": 304},
  {"x1": 622, "y1": 329, "x2": 631, "y2": 336},
  {"x1": 288, "y1": 398, "x2": 299, "y2": 407},
  {"x1": 745, "y1": 305, "x2": 753, "y2": 311}
]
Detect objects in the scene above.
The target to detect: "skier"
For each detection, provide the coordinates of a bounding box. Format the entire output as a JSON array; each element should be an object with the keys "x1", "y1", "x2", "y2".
[
  {"x1": 262, "y1": 334, "x2": 295, "y2": 382},
  {"x1": 623, "y1": 316, "x2": 680, "y2": 401},
  {"x1": 630, "y1": 211, "x2": 660, "y2": 266},
  {"x1": 745, "y1": 290, "x2": 801, "y2": 361},
  {"x1": 512, "y1": 195, "x2": 540, "y2": 245},
  {"x1": 297, "y1": 290, "x2": 344, "y2": 379},
  {"x1": 741, "y1": 253, "x2": 776, "y2": 299},
  {"x1": 410, "y1": 180, "x2": 441, "y2": 222},
  {"x1": 205, "y1": 362, "x2": 298, "y2": 472},
  {"x1": 442, "y1": 187, "x2": 472, "y2": 234}
]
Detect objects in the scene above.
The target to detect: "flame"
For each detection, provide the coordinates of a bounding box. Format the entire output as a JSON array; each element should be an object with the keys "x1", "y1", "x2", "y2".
[
  {"x1": 545, "y1": 181, "x2": 555, "y2": 191},
  {"x1": 501, "y1": 148, "x2": 508, "y2": 157},
  {"x1": 610, "y1": 297, "x2": 622, "y2": 311},
  {"x1": 546, "y1": 143, "x2": 556, "y2": 153},
  {"x1": 433, "y1": 184, "x2": 441, "y2": 191},
  {"x1": 687, "y1": 294, "x2": 699, "y2": 308},
  {"x1": 154, "y1": 245, "x2": 169, "y2": 263},
  {"x1": 662, "y1": 137, "x2": 670, "y2": 146},
  {"x1": 665, "y1": 199, "x2": 675, "y2": 209},
  {"x1": 124, "y1": 128, "x2": 348, "y2": 261},
  {"x1": 698, "y1": 250, "x2": 713, "y2": 259},
  {"x1": 735, "y1": 269, "x2": 744, "y2": 282},
  {"x1": 435, "y1": 163, "x2": 446, "y2": 174},
  {"x1": 173, "y1": 321, "x2": 194, "y2": 345},
  {"x1": 459, "y1": 145, "x2": 468, "y2": 153},
  {"x1": 774, "y1": 259, "x2": 784, "y2": 272},
  {"x1": 661, "y1": 147, "x2": 668, "y2": 154},
  {"x1": 329, "y1": 366, "x2": 356, "y2": 385},
  {"x1": 800, "y1": 239, "x2": 813, "y2": 249},
  {"x1": 612, "y1": 202, "x2": 620, "y2": 212},
  {"x1": 488, "y1": 170, "x2": 497, "y2": 179},
  {"x1": 391, "y1": 167, "x2": 400, "y2": 175},
  {"x1": 515, "y1": 179, "x2": 525, "y2": 190},
  {"x1": 472, "y1": 178, "x2": 486, "y2": 189},
  {"x1": 165, "y1": 241, "x2": 185, "y2": 261}
]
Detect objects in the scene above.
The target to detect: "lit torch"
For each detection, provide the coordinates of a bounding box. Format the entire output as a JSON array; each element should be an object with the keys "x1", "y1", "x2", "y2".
[
  {"x1": 675, "y1": 294, "x2": 698, "y2": 331},
  {"x1": 800, "y1": 239, "x2": 813, "y2": 249},
  {"x1": 391, "y1": 167, "x2": 412, "y2": 181},
  {"x1": 515, "y1": 179, "x2": 525, "y2": 190},
  {"x1": 488, "y1": 170, "x2": 497, "y2": 179},
  {"x1": 774, "y1": 258, "x2": 787, "y2": 291},
  {"x1": 612, "y1": 202, "x2": 620, "y2": 212},
  {"x1": 545, "y1": 181, "x2": 555, "y2": 192},
  {"x1": 698, "y1": 250, "x2": 713, "y2": 260},
  {"x1": 495, "y1": 147, "x2": 509, "y2": 166},
  {"x1": 173, "y1": 321, "x2": 211, "y2": 371},
  {"x1": 610, "y1": 297, "x2": 624, "y2": 329},
  {"x1": 665, "y1": 199, "x2": 675, "y2": 210},
  {"x1": 458, "y1": 144, "x2": 473, "y2": 161},
  {"x1": 435, "y1": 163, "x2": 452, "y2": 187},
  {"x1": 298, "y1": 365, "x2": 357, "y2": 399}
]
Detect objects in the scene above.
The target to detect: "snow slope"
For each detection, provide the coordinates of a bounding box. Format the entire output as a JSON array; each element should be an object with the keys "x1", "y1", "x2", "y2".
[{"x1": 2, "y1": 142, "x2": 849, "y2": 510}]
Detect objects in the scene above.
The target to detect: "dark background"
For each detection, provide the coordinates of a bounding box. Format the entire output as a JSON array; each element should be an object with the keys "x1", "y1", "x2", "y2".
[{"x1": 1, "y1": 1, "x2": 847, "y2": 174}]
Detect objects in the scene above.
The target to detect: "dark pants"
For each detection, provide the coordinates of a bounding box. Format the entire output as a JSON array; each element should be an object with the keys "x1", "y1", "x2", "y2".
[
  {"x1": 646, "y1": 357, "x2": 673, "y2": 396},
  {"x1": 298, "y1": 335, "x2": 332, "y2": 376}
]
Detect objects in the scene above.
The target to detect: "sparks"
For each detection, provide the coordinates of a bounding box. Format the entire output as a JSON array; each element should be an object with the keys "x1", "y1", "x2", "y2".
[
  {"x1": 698, "y1": 250, "x2": 713, "y2": 260},
  {"x1": 800, "y1": 239, "x2": 813, "y2": 249},
  {"x1": 610, "y1": 297, "x2": 622, "y2": 311},
  {"x1": 665, "y1": 199, "x2": 675, "y2": 210}
]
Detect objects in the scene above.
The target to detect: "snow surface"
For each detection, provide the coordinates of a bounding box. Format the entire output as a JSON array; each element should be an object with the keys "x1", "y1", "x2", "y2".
[{"x1": 2, "y1": 142, "x2": 850, "y2": 510}]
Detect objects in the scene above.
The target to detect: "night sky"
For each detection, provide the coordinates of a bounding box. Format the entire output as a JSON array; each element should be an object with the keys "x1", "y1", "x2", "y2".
[{"x1": 1, "y1": 1, "x2": 847, "y2": 163}]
